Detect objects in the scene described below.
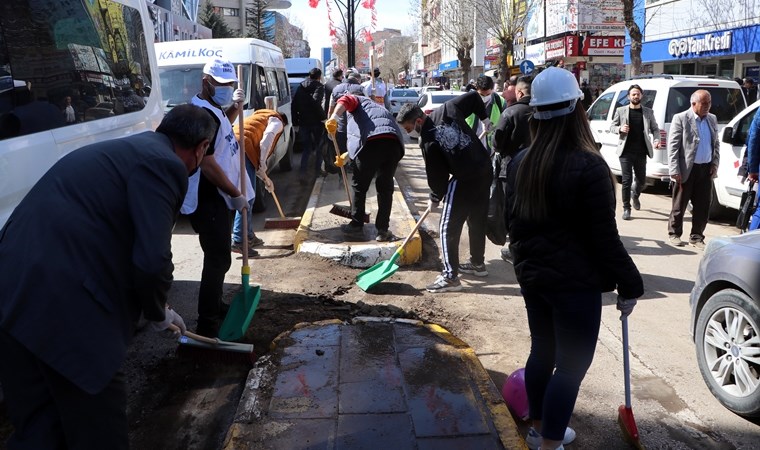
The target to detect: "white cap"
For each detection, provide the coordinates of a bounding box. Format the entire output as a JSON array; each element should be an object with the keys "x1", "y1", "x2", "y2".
[{"x1": 203, "y1": 59, "x2": 238, "y2": 84}]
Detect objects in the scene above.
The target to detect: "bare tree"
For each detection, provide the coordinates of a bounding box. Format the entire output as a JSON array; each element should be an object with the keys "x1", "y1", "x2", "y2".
[
  {"x1": 465, "y1": 0, "x2": 535, "y2": 85},
  {"x1": 246, "y1": 0, "x2": 275, "y2": 42},
  {"x1": 427, "y1": 0, "x2": 477, "y2": 82},
  {"x1": 271, "y1": 13, "x2": 305, "y2": 58},
  {"x1": 622, "y1": 0, "x2": 644, "y2": 76},
  {"x1": 378, "y1": 35, "x2": 416, "y2": 83}
]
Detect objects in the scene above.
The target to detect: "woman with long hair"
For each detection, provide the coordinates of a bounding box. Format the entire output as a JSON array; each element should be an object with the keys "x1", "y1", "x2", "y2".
[{"x1": 505, "y1": 67, "x2": 644, "y2": 450}]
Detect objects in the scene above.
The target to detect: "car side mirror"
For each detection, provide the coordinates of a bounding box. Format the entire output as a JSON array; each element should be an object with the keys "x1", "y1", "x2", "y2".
[{"x1": 722, "y1": 126, "x2": 736, "y2": 145}]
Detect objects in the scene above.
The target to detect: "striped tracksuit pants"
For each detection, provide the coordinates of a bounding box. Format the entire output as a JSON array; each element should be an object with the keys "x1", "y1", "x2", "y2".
[{"x1": 439, "y1": 173, "x2": 492, "y2": 279}]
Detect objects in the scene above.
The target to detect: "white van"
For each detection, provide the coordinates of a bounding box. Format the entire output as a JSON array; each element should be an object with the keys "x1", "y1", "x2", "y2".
[
  {"x1": 587, "y1": 76, "x2": 746, "y2": 200},
  {"x1": 285, "y1": 57, "x2": 323, "y2": 93},
  {"x1": 155, "y1": 38, "x2": 294, "y2": 210},
  {"x1": 716, "y1": 99, "x2": 760, "y2": 210},
  {"x1": 0, "y1": 0, "x2": 163, "y2": 227}
]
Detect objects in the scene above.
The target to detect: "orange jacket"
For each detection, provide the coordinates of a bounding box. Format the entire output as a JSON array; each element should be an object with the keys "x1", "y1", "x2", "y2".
[{"x1": 233, "y1": 109, "x2": 284, "y2": 170}]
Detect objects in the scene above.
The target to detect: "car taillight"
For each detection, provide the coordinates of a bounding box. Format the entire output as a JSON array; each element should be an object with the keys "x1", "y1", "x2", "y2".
[
  {"x1": 424, "y1": 109, "x2": 433, "y2": 114},
  {"x1": 659, "y1": 129, "x2": 667, "y2": 147}
]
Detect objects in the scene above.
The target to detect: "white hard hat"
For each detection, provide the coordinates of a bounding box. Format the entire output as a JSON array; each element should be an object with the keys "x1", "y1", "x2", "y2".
[{"x1": 529, "y1": 67, "x2": 584, "y2": 120}]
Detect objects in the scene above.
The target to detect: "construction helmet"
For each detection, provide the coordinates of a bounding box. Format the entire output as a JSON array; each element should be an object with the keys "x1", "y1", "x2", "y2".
[
  {"x1": 501, "y1": 368, "x2": 529, "y2": 421},
  {"x1": 529, "y1": 67, "x2": 584, "y2": 120}
]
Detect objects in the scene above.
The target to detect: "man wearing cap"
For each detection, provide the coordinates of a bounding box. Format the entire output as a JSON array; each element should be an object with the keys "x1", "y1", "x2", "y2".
[
  {"x1": 362, "y1": 68, "x2": 387, "y2": 105},
  {"x1": 183, "y1": 58, "x2": 253, "y2": 337}
]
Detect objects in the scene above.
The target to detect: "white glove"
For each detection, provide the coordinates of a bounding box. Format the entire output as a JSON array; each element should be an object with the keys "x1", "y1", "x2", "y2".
[
  {"x1": 617, "y1": 295, "x2": 637, "y2": 319},
  {"x1": 482, "y1": 118, "x2": 492, "y2": 132},
  {"x1": 232, "y1": 88, "x2": 245, "y2": 105},
  {"x1": 261, "y1": 174, "x2": 274, "y2": 192},
  {"x1": 149, "y1": 307, "x2": 186, "y2": 338},
  {"x1": 427, "y1": 198, "x2": 439, "y2": 210},
  {"x1": 231, "y1": 194, "x2": 248, "y2": 212}
]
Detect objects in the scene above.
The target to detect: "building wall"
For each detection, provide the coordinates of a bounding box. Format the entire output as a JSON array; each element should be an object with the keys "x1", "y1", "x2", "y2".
[{"x1": 149, "y1": 1, "x2": 212, "y2": 42}]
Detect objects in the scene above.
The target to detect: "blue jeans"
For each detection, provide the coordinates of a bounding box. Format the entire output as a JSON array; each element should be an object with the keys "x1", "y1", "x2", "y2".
[
  {"x1": 232, "y1": 157, "x2": 256, "y2": 244},
  {"x1": 299, "y1": 125, "x2": 324, "y2": 173},
  {"x1": 522, "y1": 289, "x2": 602, "y2": 441}
]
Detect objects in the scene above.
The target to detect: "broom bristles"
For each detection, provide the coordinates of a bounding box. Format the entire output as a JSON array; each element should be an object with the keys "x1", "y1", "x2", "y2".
[
  {"x1": 264, "y1": 217, "x2": 302, "y2": 229},
  {"x1": 329, "y1": 204, "x2": 370, "y2": 223}
]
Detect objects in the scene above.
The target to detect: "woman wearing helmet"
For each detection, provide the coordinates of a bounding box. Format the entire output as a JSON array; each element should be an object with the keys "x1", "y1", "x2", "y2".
[{"x1": 505, "y1": 67, "x2": 644, "y2": 450}]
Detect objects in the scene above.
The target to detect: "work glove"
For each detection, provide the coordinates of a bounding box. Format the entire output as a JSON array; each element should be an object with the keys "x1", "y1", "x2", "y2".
[
  {"x1": 427, "y1": 198, "x2": 439, "y2": 210},
  {"x1": 231, "y1": 194, "x2": 248, "y2": 212},
  {"x1": 232, "y1": 88, "x2": 245, "y2": 106},
  {"x1": 149, "y1": 307, "x2": 187, "y2": 338},
  {"x1": 616, "y1": 295, "x2": 637, "y2": 319},
  {"x1": 325, "y1": 117, "x2": 338, "y2": 135},
  {"x1": 334, "y1": 152, "x2": 349, "y2": 168}
]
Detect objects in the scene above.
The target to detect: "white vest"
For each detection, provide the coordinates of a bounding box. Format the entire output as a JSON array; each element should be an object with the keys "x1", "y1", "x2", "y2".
[{"x1": 181, "y1": 96, "x2": 254, "y2": 214}]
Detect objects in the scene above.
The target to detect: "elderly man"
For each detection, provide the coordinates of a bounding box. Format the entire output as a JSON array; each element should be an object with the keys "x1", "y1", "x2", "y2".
[{"x1": 667, "y1": 89, "x2": 719, "y2": 249}]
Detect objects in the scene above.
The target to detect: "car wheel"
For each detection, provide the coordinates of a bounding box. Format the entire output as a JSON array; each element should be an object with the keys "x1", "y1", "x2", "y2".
[
  {"x1": 708, "y1": 183, "x2": 729, "y2": 219},
  {"x1": 251, "y1": 177, "x2": 267, "y2": 213},
  {"x1": 279, "y1": 129, "x2": 294, "y2": 172},
  {"x1": 695, "y1": 288, "x2": 760, "y2": 417}
]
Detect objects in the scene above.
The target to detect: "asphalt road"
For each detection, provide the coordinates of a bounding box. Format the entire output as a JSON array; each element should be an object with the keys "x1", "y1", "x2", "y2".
[{"x1": 392, "y1": 142, "x2": 760, "y2": 449}]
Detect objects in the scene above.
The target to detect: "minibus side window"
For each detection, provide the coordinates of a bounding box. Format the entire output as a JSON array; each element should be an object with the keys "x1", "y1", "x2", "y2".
[
  {"x1": 276, "y1": 70, "x2": 290, "y2": 104},
  {"x1": 266, "y1": 70, "x2": 279, "y2": 100},
  {"x1": 0, "y1": 0, "x2": 153, "y2": 141}
]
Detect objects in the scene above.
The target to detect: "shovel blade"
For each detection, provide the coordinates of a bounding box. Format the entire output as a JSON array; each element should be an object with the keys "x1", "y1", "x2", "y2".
[
  {"x1": 219, "y1": 284, "x2": 262, "y2": 341},
  {"x1": 356, "y1": 260, "x2": 399, "y2": 291}
]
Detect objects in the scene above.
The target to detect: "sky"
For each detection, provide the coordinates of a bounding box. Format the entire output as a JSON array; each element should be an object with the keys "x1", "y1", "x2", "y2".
[{"x1": 282, "y1": 0, "x2": 415, "y2": 59}]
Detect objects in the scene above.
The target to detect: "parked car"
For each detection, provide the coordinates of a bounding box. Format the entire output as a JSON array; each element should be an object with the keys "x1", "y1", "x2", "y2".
[
  {"x1": 417, "y1": 90, "x2": 465, "y2": 115},
  {"x1": 388, "y1": 88, "x2": 420, "y2": 115},
  {"x1": 420, "y1": 85, "x2": 443, "y2": 95},
  {"x1": 717, "y1": 99, "x2": 760, "y2": 210},
  {"x1": 587, "y1": 75, "x2": 746, "y2": 214},
  {"x1": 690, "y1": 231, "x2": 760, "y2": 418}
]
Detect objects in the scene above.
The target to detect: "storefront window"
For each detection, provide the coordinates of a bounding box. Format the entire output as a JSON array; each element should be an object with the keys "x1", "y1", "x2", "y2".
[
  {"x1": 681, "y1": 63, "x2": 695, "y2": 75},
  {"x1": 719, "y1": 59, "x2": 734, "y2": 79},
  {"x1": 664, "y1": 64, "x2": 680, "y2": 75}
]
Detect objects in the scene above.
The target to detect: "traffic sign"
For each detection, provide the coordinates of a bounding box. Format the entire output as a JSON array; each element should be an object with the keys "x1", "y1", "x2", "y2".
[{"x1": 519, "y1": 60, "x2": 535, "y2": 75}]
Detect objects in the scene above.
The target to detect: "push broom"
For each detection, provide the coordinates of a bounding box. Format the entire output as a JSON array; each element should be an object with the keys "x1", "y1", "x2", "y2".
[
  {"x1": 618, "y1": 315, "x2": 645, "y2": 449},
  {"x1": 327, "y1": 131, "x2": 370, "y2": 223},
  {"x1": 262, "y1": 175, "x2": 301, "y2": 229}
]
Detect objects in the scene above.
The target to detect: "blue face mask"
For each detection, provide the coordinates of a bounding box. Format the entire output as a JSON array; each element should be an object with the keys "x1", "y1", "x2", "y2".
[{"x1": 211, "y1": 85, "x2": 234, "y2": 107}]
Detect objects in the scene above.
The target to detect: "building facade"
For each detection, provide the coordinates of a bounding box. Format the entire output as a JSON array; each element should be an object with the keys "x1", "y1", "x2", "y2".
[{"x1": 149, "y1": 0, "x2": 211, "y2": 42}]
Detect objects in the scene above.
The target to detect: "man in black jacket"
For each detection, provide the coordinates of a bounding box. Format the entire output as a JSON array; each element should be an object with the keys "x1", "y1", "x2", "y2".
[
  {"x1": 0, "y1": 104, "x2": 214, "y2": 448},
  {"x1": 293, "y1": 68, "x2": 326, "y2": 175},
  {"x1": 397, "y1": 92, "x2": 492, "y2": 292},
  {"x1": 323, "y1": 68, "x2": 343, "y2": 113}
]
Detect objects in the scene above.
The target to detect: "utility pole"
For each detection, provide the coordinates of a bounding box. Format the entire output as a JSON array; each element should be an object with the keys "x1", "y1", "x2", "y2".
[{"x1": 347, "y1": 0, "x2": 355, "y2": 67}]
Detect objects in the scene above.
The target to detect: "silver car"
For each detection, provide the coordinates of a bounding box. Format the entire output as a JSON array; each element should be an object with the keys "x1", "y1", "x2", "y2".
[
  {"x1": 388, "y1": 88, "x2": 420, "y2": 115},
  {"x1": 690, "y1": 231, "x2": 760, "y2": 418}
]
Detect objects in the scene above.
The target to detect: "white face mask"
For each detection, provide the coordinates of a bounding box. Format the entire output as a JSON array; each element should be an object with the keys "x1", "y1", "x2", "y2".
[
  {"x1": 480, "y1": 94, "x2": 491, "y2": 103},
  {"x1": 407, "y1": 120, "x2": 422, "y2": 138}
]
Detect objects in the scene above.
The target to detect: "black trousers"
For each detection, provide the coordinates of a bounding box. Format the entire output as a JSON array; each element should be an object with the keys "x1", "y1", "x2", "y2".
[
  {"x1": 439, "y1": 173, "x2": 492, "y2": 279},
  {"x1": 351, "y1": 138, "x2": 402, "y2": 232},
  {"x1": 619, "y1": 152, "x2": 647, "y2": 209},
  {"x1": 668, "y1": 163, "x2": 713, "y2": 241},
  {"x1": 0, "y1": 330, "x2": 128, "y2": 449},
  {"x1": 189, "y1": 178, "x2": 233, "y2": 327}
]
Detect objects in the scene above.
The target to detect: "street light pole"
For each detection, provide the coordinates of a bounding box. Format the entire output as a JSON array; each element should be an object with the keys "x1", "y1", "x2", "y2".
[{"x1": 347, "y1": 0, "x2": 355, "y2": 67}]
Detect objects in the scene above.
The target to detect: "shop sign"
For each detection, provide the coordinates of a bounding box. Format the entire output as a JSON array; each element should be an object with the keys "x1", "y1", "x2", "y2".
[
  {"x1": 526, "y1": 42, "x2": 545, "y2": 65},
  {"x1": 566, "y1": 35, "x2": 578, "y2": 56},
  {"x1": 439, "y1": 60, "x2": 460, "y2": 71},
  {"x1": 545, "y1": 38, "x2": 567, "y2": 60},
  {"x1": 513, "y1": 44, "x2": 526, "y2": 63},
  {"x1": 667, "y1": 31, "x2": 732, "y2": 58},
  {"x1": 581, "y1": 35, "x2": 625, "y2": 55}
]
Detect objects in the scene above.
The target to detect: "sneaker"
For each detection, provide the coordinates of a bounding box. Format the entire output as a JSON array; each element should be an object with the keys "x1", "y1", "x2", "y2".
[
  {"x1": 668, "y1": 235, "x2": 685, "y2": 247},
  {"x1": 231, "y1": 241, "x2": 260, "y2": 257},
  {"x1": 690, "y1": 239, "x2": 706, "y2": 250},
  {"x1": 632, "y1": 195, "x2": 641, "y2": 211},
  {"x1": 340, "y1": 222, "x2": 364, "y2": 235},
  {"x1": 622, "y1": 208, "x2": 632, "y2": 220},
  {"x1": 425, "y1": 275, "x2": 462, "y2": 293},
  {"x1": 459, "y1": 262, "x2": 488, "y2": 277},
  {"x1": 525, "y1": 426, "x2": 575, "y2": 450},
  {"x1": 248, "y1": 235, "x2": 265, "y2": 247},
  {"x1": 376, "y1": 230, "x2": 397, "y2": 242}
]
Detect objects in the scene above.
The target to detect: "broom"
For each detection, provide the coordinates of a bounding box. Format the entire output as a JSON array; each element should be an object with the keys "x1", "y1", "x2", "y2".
[
  {"x1": 262, "y1": 175, "x2": 301, "y2": 229},
  {"x1": 169, "y1": 324, "x2": 256, "y2": 366},
  {"x1": 328, "y1": 131, "x2": 370, "y2": 223},
  {"x1": 618, "y1": 315, "x2": 645, "y2": 449}
]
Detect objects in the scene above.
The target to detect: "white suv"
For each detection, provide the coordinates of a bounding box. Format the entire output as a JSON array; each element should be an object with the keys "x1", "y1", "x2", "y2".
[{"x1": 587, "y1": 76, "x2": 745, "y2": 211}]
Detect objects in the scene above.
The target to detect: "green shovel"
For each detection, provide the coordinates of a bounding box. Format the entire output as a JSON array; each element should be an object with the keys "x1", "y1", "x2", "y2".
[{"x1": 356, "y1": 205, "x2": 431, "y2": 291}]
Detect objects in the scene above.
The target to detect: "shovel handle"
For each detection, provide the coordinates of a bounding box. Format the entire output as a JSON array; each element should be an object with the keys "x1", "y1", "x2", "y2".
[
  {"x1": 330, "y1": 132, "x2": 353, "y2": 209},
  {"x1": 237, "y1": 65, "x2": 249, "y2": 268},
  {"x1": 169, "y1": 324, "x2": 220, "y2": 345},
  {"x1": 395, "y1": 205, "x2": 431, "y2": 256}
]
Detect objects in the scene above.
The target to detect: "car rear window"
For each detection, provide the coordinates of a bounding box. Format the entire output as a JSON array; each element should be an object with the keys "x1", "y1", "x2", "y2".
[
  {"x1": 392, "y1": 90, "x2": 418, "y2": 98},
  {"x1": 431, "y1": 94, "x2": 460, "y2": 103},
  {"x1": 665, "y1": 87, "x2": 745, "y2": 123}
]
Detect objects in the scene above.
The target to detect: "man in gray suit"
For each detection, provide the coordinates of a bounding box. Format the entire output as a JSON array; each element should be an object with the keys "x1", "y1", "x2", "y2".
[
  {"x1": 611, "y1": 84, "x2": 661, "y2": 220},
  {"x1": 667, "y1": 89, "x2": 720, "y2": 249},
  {"x1": 0, "y1": 104, "x2": 216, "y2": 448}
]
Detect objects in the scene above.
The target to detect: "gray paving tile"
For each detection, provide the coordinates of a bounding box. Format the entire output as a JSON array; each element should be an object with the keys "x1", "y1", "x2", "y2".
[
  {"x1": 336, "y1": 413, "x2": 415, "y2": 450},
  {"x1": 269, "y1": 346, "x2": 339, "y2": 419},
  {"x1": 398, "y1": 346, "x2": 490, "y2": 437},
  {"x1": 254, "y1": 419, "x2": 335, "y2": 450},
  {"x1": 340, "y1": 323, "x2": 398, "y2": 383},
  {"x1": 416, "y1": 435, "x2": 504, "y2": 450},
  {"x1": 338, "y1": 379, "x2": 406, "y2": 414},
  {"x1": 287, "y1": 323, "x2": 342, "y2": 347},
  {"x1": 393, "y1": 323, "x2": 442, "y2": 349}
]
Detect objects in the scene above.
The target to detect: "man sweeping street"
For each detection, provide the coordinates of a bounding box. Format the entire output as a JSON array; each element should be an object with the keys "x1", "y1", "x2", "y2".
[
  {"x1": 0, "y1": 104, "x2": 215, "y2": 449},
  {"x1": 325, "y1": 93, "x2": 405, "y2": 242}
]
